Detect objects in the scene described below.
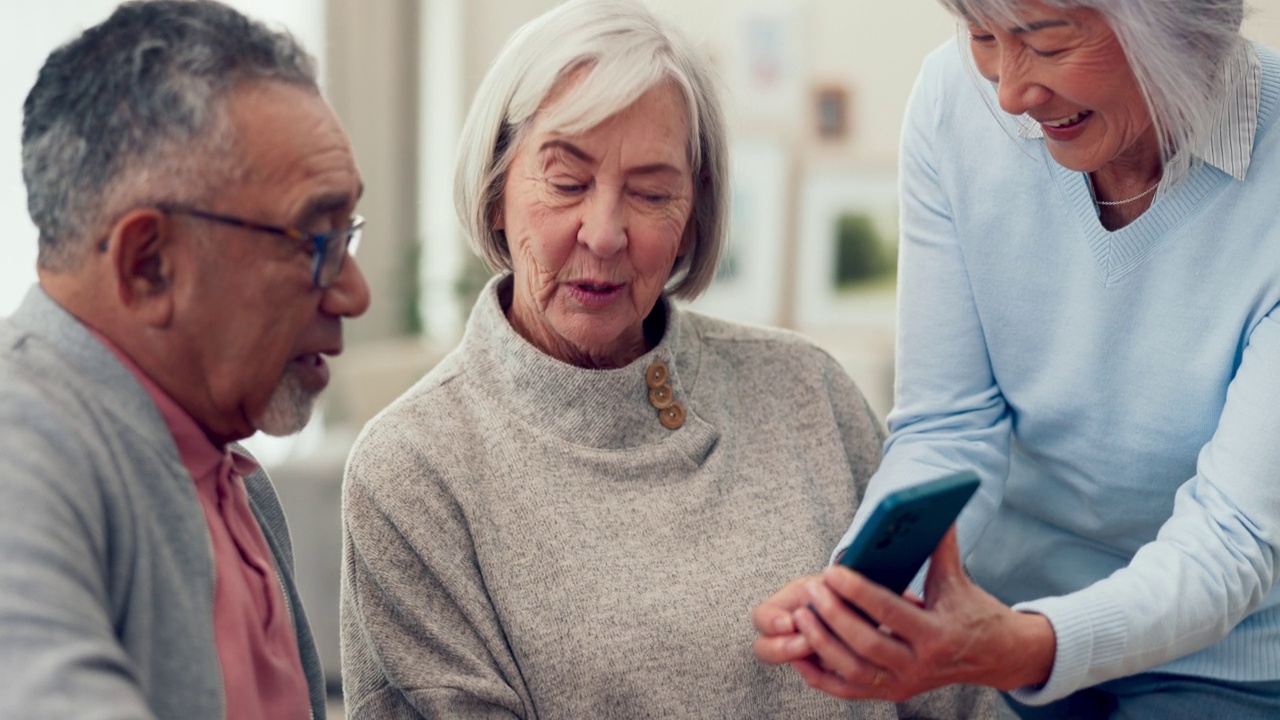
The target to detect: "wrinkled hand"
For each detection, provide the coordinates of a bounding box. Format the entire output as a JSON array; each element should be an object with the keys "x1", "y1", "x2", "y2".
[
  {"x1": 752, "y1": 574, "x2": 819, "y2": 665},
  {"x1": 788, "y1": 528, "x2": 1056, "y2": 702}
]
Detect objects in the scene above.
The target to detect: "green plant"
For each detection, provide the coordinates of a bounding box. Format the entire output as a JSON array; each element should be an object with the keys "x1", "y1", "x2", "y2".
[{"x1": 833, "y1": 212, "x2": 895, "y2": 288}]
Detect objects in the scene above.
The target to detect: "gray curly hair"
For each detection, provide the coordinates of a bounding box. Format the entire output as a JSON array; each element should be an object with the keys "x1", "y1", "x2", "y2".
[{"x1": 22, "y1": 0, "x2": 318, "y2": 270}]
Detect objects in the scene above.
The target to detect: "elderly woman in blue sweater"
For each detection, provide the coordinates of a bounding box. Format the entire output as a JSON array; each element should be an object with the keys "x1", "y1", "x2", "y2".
[{"x1": 755, "y1": 0, "x2": 1280, "y2": 717}]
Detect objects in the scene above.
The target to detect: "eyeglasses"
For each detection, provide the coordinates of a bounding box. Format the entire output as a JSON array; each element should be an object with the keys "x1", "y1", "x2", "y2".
[{"x1": 158, "y1": 203, "x2": 364, "y2": 289}]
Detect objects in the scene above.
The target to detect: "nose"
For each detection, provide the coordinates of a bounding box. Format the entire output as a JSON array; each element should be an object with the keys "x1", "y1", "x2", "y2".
[
  {"x1": 577, "y1": 188, "x2": 626, "y2": 258},
  {"x1": 995, "y1": 50, "x2": 1051, "y2": 116},
  {"x1": 321, "y1": 255, "x2": 371, "y2": 318}
]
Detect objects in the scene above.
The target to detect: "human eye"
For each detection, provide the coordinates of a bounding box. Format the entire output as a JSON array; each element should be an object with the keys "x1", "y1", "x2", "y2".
[
  {"x1": 547, "y1": 176, "x2": 589, "y2": 195},
  {"x1": 1029, "y1": 45, "x2": 1065, "y2": 58},
  {"x1": 631, "y1": 189, "x2": 672, "y2": 205},
  {"x1": 967, "y1": 24, "x2": 995, "y2": 45}
]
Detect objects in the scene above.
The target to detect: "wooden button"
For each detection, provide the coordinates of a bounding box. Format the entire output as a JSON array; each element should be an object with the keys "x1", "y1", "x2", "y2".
[
  {"x1": 659, "y1": 401, "x2": 685, "y2": 430},
  {"x1": 649, "y1": 384, "x2": 674, "y2": 409},
  {"x1": 645, "y1": 360, "x2": 669, "y2": 389}
]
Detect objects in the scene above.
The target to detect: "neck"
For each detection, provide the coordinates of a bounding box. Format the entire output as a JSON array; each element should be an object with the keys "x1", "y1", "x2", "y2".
[
  {"x1": 40, "y1": 265, "x2": 237, "y2": 445},
  {"x1": 506, "y1": 300, "x2": 649, "y2": 370},
  {"x1": 1091, "y1": 163, "x2": 1161, "y2": 231},
  {"x1": 1090, "y1": 141, "x2": 1164, "y2": 231},
  {"x1": 501, "y1": 277, "x2": 659, "y2": 369}
]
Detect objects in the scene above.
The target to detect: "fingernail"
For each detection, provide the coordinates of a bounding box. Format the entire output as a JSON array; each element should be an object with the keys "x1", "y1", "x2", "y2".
[
  {"x1": 805, "y1": 580, "x2": 824, "y2": 602},
  {"x1": 786, "y1": 635, "x2": 809, "y2": 654},
  {"x1": 773, "y1": 615, "x2": 794, "y2": 633}
]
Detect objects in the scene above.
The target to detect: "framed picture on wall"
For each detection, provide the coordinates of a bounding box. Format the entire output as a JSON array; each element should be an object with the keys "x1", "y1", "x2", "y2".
[
  {"x1": 685, "y1": 140, "x2": 790, "y2": 327},
  {"x1": 814, "y1": 84, "x2": 851, "y2": 141},
  {"x1": 795, "y1": 172, "x2": 898, "y2": 327}
]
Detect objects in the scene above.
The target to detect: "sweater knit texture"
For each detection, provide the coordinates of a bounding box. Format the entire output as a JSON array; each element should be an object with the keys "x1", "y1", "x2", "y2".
[
  {"x1": 0, "y1": 286, "x2": 326, "y2": 719},
  {"x1": 834, "y1": 40, "x2": 1280, "y2": 705},
  {"x1": 341, "y1": 275, "x2": 995, "y2": 719}
]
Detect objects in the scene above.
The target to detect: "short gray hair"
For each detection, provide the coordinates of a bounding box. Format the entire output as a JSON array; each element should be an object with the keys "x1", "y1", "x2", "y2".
[
  {"x1": 22, "y1": 0, "x2": 318, "y2": 270},
  {"x1": 940, "y1": 0, "x2": 1246, "y2": 184},
  {"x1": 454, "y1": 0, "x2": 730, "y2": 300}
]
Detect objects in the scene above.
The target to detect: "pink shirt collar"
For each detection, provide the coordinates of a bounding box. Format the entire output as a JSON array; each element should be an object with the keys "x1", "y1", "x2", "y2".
[{"x1": 88, "y1": 328, "x2": 258, "y2": 480}]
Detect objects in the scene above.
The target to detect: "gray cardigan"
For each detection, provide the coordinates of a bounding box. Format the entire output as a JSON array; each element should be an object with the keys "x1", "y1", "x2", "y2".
[
  {"x1": 340, "y1": 275, "x2": 994, "y2": 719},
  {"x1": 0, "y1": 286, "x2": 325, "y2": 720}
]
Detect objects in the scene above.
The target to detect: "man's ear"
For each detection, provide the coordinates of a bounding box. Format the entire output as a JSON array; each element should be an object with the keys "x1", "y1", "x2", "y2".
[{"x1": 106, "y1": 208, "x2": 177, "y2": 328}]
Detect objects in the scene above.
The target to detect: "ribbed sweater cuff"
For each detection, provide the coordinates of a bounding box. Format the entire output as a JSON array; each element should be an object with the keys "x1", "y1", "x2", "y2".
[{"x1": 1007, "y1": 593, "x2": 1128, "y2": 705}]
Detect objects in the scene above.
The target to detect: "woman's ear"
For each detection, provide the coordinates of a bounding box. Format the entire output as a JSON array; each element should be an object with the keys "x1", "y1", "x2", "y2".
[
  {"x1": 492, "y1": 202, "x2": 505, "y2": 231},
  {"x1": 677, "y1": 219, "x2": 696, "y2": 258},
  {"x1": 106, "y1": 208, "x2": 176, "y2": 328}
]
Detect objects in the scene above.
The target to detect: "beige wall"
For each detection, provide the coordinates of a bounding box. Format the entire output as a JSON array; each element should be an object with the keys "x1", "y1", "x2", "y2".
[
  {"x1": 453, "y1": 0, "x2": 956, "y2": 172},
  {"x1": 445, "y1": 0, "x2": 1280, "y2": 176},
  {"x1": 326, "y1": 0, "x2": 421, "y2": 344},
  {"x1": 325, "y1": 0, "x2": 1280, "y2": 346}
]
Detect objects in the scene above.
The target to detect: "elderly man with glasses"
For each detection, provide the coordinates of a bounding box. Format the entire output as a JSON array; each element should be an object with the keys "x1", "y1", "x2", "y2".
[{"x1": 0, "y1": 1, "x2": 369, "y2": 718}]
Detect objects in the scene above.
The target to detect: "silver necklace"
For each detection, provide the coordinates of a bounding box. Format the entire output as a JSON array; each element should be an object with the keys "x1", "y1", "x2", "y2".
[{"x1": 1095, "y1": 181, "x2": 1159, "y2": 206}]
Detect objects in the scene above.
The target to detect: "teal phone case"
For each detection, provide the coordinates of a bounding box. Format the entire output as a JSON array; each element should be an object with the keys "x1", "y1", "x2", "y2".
[{"x1": 836, "y1": 471, "x2": 980, "y2": 594}]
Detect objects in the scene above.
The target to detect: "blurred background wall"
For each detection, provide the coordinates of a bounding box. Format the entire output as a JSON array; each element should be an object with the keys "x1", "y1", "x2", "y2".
[{"x1": 7, "y1": 0, "x2": 1280, "y2": 697}]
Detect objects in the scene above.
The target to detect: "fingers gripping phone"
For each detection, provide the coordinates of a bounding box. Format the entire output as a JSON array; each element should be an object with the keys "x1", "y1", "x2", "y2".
[{"x1": 835, "y1": 471, "x2": 981, "y2": 596}]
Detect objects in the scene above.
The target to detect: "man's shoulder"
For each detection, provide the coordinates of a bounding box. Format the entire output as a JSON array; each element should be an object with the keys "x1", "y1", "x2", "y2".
[
  {"x1": 0, "y1": 320, "x2": 173, "y2": 497},
  {"x1": 0, "y1": 322, "x2": 89, "y2": 434}
]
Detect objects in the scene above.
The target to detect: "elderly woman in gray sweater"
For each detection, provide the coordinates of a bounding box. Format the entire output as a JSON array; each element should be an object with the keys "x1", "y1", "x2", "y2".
[{"x1": 338, "y1": 1, "x2": 993, "y2": 718}]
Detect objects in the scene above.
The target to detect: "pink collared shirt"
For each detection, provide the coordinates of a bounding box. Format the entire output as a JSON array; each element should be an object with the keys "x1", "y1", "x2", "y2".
[{"x1": 93, "y1": 331, "x2": 311, "y2": 720}]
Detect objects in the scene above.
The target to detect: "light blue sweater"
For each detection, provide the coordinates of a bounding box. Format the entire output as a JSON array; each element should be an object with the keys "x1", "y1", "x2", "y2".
[{"x1": 835, "y1": 40, "x2": 1280, "y2": 704}]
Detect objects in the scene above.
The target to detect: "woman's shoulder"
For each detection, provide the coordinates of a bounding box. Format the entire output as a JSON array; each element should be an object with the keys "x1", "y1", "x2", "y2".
[
  {"x1": 344, "y1": 345, "x2": 482, "y2": 476},
  {"x1": 677, "y1": 308, "x2": 850, "y2": 380},
  {"x1": 681, "y1": 308, "x2": 824, "y2": 351}
]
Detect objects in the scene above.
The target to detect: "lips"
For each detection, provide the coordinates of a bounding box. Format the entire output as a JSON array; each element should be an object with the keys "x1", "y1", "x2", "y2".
[
  {"x1": 289, "y1": 351, "x2": 332, "y2": 390},
  {"x1": 574, "y1": 280, "x2": 621, "y2": 293},
  {"x1": 566, "y1": 280, "x2": 625, "y2": 308}
]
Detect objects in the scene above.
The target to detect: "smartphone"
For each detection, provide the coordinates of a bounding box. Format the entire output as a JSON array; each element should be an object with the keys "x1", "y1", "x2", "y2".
[{"x1": 835, "y1": 471, "x2": 981, "y2": 595}]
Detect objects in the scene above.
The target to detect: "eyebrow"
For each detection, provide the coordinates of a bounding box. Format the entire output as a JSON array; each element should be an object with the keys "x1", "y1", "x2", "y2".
[
  {"x1": 538, "y1": 139, "x2": 685, "y2": 176},
  {"x1": 540, "y1": 139, "x2": 593, "y2": 162},
  {"x1": 962, "y1": 13, "x2": 1071, "y2": 35},
  {"x1": 1009, "y1": 19, "x2": 1071, "y2": 34},
  {"x1": 296, "y1": 183, "x2": 364, "y2": 225}
]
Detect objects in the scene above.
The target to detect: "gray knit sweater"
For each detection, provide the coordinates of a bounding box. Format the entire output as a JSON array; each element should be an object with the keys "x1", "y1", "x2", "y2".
[
  {"x1": 340, "y1": 275, "x2": 994, "y2": 719},
  {"x1": 0, "y1": 286, "x2": 326, "y2": 720}
]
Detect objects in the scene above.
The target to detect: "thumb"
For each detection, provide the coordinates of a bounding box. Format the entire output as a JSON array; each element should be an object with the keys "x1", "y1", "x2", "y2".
[{"x1": 923, "y1": 525, "x2": 965, "y2": 606}]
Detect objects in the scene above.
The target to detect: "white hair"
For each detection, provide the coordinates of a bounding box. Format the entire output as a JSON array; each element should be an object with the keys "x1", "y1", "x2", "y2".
[
  {"x1": 939, "y1": 0, "x2": 1247, "y2": 184},
  {"x1": 454, "y1": 0, "x2": 730, "y2": 299}
]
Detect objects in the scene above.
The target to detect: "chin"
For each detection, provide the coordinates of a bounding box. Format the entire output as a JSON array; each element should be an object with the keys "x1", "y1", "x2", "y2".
[{"x1": 252, "y1": 369, "x2": 321, "y2": 437}]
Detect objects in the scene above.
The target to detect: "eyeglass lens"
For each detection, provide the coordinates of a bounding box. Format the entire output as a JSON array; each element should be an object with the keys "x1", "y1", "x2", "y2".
[{"x1": 316, "y1": 224, "x2": 363, "y2": 288}]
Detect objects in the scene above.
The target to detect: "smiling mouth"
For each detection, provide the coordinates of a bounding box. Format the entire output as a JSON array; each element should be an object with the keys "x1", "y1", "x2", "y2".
[{"x1": 1042, "y1": 110, "x2": 1093, "y2": 129}]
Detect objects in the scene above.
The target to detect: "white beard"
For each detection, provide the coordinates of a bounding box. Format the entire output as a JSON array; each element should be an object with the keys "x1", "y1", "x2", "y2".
[{"x1": 252, "y1": 364, "x2": 320, "y2": 436}]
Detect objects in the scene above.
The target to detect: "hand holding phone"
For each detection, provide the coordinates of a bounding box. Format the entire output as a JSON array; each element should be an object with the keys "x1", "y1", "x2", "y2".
[{"x1": 835, "y1": 471, "x2": 980, "y2": 596}]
